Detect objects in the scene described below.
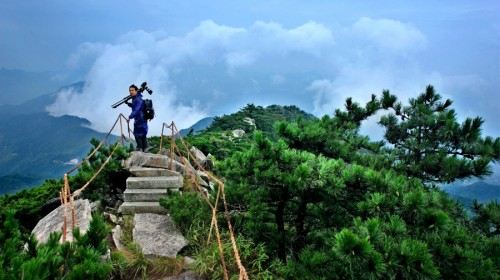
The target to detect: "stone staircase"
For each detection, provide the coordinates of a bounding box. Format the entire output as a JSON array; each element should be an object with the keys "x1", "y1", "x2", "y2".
[{"x1": 118, "y1": 166, "x2": 183, "y2": 214}]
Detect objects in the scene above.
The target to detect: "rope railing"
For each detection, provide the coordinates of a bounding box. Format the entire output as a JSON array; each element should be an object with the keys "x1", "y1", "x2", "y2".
[
  {"x1": 159, "y1": 121, "x2": 249, "y2": 280},
  {"x1": 65, "y1": 114, "x2": 131, "y2": 175},
  {"x1": 59, "y1": 113, "x2": 132, "y2": 242}
]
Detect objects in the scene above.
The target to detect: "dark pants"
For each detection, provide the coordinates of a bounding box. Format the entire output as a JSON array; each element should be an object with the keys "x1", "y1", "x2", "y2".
[{"x1": 134, "y1": 135, "x2": 148, "y2": 152}]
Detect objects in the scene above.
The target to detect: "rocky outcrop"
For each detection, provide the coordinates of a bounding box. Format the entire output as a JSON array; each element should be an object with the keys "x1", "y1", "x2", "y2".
[
  {"x1": 112, "y1": 225, "x2": 125, "y2": 250},
  {"x1": 32, "y1": 199, "x2": 92, "y2": 243},
  {"x1": 232, "y1": 129, "x2": 245, "y2": 138},
  {"x1": 243, "y1": 117, "x2": 256, "y2": 127},
  {"x1": 190, "y1": 146, "x2": 207, "y2": 164},
  {"x1": 133, "y1": 213, "x2": 188, "y2": 258},
  {"x1": 123, "y1": 152, "x2": 194, "y2": 175}
]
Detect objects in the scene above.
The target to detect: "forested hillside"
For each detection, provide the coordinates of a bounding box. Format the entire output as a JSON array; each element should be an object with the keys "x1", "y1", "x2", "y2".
[{"x1": 207, "y1": 104, "x2": 316, "y2": 138}]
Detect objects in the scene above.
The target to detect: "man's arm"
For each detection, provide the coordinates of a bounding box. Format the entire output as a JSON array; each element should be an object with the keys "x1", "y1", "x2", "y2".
[{"x1": 129, "y1": 98, "x2": 143, "y2": 119}]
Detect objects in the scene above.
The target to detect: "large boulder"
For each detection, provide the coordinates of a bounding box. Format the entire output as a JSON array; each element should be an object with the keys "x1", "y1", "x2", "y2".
[
  {"x1": 32, "y1": 199, "x2": 92, "y2": 243},
  {"x1": 112, "y1": 225, "x2": 125, "y2": 250},
  {"x1": 232, "y1": 129, "x2": 245, "y2": 138},
  {"x1": 133, "y1": 213, "x2": 188, "y2": 258},
  {"x1": 123, "y1": 152, "x2": 191, "y2": 175},
  {"x1": 123, "y1": 152, "x2": 170, "y2": 169},
  {"x1": 189, "y1": 146, "x2": 207, "y2": 164},
  {"x1": 243, "y1": 117, "x2": 256, "y2": 127},
  {"x1": 204, "y1": 154, "x2": 214, "y2": 170}
]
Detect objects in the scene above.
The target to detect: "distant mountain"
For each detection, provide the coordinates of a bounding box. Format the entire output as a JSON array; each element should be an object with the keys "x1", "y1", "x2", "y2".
[
  {"x1": 179, "y1": 117, "x2": 214, "y2": 136},
  {"x1": 0, "y1": 68, "x2": 63, "y2": 105},
  {"x1": 0, "y1": 81, "x2": 84, "y2": 115},
  {"x1": 0, "y1": 174, "x2": 43, "y2": 195},
  {"x1": 442, "y1": 181, "x2": 500, "y2": 204},
  {"x1": 0, "y1": 82, "x2": 113, "y2": 194},
  {"x1": 207, "y1": 104, "x2": 317, "y2": 137}
]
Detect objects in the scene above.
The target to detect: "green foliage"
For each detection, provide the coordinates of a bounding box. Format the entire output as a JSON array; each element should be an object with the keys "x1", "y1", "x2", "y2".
[
  {"x1": 0, "y1": 212, "x2": 112, "y2": 279},
  {"x1": 74, "y1": 214, "x2": 109, "y2": 254},
  {"x1": 216, "y1": 128, "x2": 499, "y2": 278},
  {"x1": 222, "y1": 132, "x2": 350, "y2": 260},
  {"x1": 160, "y1": 188, "x2": 282, "y2": 279},
  {"x1": 0, "y1": 178, "x2": 62, "y2": 231},
  {"x1": 193, "y1": 234, "x2": 281, "y2": 280},
  {"x1": 473, "y1": 201, "x2": 500, "y2": 236},
  {"x1": 71, "y1": 139, "x2": 131, "y2": 203},
  {"x1": 276, "y1": 115, "x2": 390, "y2": 170},
  {"x1": 280, "y1": 86, "x2": 500, "y2": 184},
  {"x1": 160, "y1": 192, "x2": 212, "y2": 238}
]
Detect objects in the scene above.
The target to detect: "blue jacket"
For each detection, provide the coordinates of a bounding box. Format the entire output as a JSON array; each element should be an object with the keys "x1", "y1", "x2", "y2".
[{"x1": 128, "y1": 93, "x2": 148, "y2": 136}]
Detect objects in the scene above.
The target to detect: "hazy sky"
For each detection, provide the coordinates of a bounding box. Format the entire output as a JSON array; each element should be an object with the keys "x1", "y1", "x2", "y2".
[{"x1": 1, "y1": 0, "x2": 499, "y2": 137}]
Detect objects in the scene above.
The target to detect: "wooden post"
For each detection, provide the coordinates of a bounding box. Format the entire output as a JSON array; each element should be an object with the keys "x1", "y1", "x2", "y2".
[
  {"x1": 64, "y1": 174, "x2": 76, "y2": 231},
  {"x1": 170, "y1": 122, "x2": 174, "y2": 170},
  {"x1": 119, "y1": 116, "x2": 124, "y2": 145},
  {"x1": 159, "y1": 122, "x2": 165, "y2": 153},
  {"x1": 61, "y1": 177, "x2": 68, "y2": 242}
]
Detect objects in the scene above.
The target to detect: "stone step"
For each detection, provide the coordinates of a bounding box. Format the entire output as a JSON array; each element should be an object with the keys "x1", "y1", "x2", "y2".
[
  {"x1": 118, "y1": 202, "x2": 167, "y2": 214},
  {"x1": 123, "y1": 189, "x2": 168, "y2": 202},
  {"x1": 123, "y1": 152, "x2": 194, "y2": 175},
  {"x1": 129, "y1": 167, "x2": 180, "y2": 177},
  {"x1": 126, "y1": 176, "x2": 183, "y2": 190}
]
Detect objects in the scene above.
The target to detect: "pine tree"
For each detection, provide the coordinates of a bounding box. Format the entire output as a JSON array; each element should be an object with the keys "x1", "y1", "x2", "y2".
[{"x1": 378, "y1": 85, "x2": 500, "y2": 183}]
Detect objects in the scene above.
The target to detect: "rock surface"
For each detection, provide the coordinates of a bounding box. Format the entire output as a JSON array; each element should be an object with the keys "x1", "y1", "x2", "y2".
[
  {"x1": 126, "y1": 176, "x2": 183, "y2": 189},
  {"x1": 112, "y1": 225, "x2": 125, "y2": 250},
  {"x1": 232, "y1": 129, "x2": 245, "y2": 138},
  {"x1": 32, "y1": 199, "x2": 92, "y2": 243},
  {"x1": 119, "y1": 202, "x2": 167, "y2": 214},
  {"x1": 90, "y1": 200, "x2": 102, "y2": 212},
  {"x1": 129, "y1": 166, "x2": 180, "y2": 177},
  {"x1": 189, "y1": 146, "x2": 207, "y2": 164},
  {"x1": 133, "y1": 213, "x2": 188, "y2": 257},
  {"x1": 124, "y1": 152, "x2": 191, "y2": 175},
  {"x1": 104, "y1": 212, "x2": 118, "y2": 224},
  {"x1": 243, "y1": 117, "x2": 256, "y2": 127}
]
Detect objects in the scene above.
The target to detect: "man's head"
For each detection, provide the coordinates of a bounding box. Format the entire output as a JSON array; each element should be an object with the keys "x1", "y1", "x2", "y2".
[{"x1": 129, "y1": 84, "x2": 139, "y2": 96}]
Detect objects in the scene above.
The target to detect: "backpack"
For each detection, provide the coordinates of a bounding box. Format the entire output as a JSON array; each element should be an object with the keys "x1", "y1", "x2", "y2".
[{"x1": 142, "y1": 99, "x2": 155, "y2": 120}]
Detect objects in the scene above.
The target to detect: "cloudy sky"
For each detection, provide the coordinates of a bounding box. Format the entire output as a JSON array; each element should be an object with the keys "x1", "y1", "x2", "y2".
[{"x1": 1, "y1": 0, "x2": 499, "y2": 137}]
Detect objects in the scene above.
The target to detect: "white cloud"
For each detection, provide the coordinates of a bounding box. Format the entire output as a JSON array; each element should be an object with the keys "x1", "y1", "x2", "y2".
[
  {"x1": 249, "y1": 21, "x2": 334, "y2": 56},
  {"x1": 350, "y1": 17, "x2": 427, "y2": 53},
  {"x1": 64, "y1": 158, "x2": 79, "y2": 165},
  {"x1": 225, "y1": 51, "x2": 256, "y2": 70},
  {"x1": 67, "y1": 42, "x2": 107, "y2": 69},
  {"x1": 305, "y1": 17, "x2": 438, "y2": 132},
  {"x1": 308, "y1": 66, "x2": 442, "y2": 116}
]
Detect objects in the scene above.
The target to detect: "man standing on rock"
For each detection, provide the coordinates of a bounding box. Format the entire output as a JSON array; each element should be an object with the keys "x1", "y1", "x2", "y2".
[{"x1": 127, "y1": 84, "x2": 148, "y2": 152}]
